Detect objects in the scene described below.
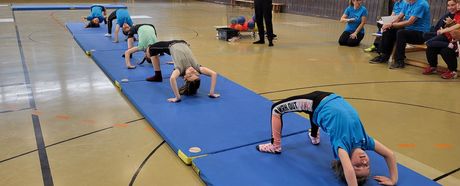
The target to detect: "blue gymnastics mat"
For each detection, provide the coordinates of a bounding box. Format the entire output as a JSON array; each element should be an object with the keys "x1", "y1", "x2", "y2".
[
  {"x1": 74, "y1": 35, "x2": 128, "y2": 51},
  {"x1": 66, "y1": 23, "x2": 124, "y2": 35},
  {"x1": 67, "y1": 21, "x2": 438, "y2": 185},
  {"x1": 67, "y1": 23, "x2": 133, "y2": 52},
  {"x1": 91, "y1": 50, "x2": 173, "y2": 83},
  {"x1": 193, "y1": 132, "x2": 440, "y2": 186},
  {"x1": 12, "y1": 4, "x2": 127, "y2": 11},
  {"x1": 68, "y1": 21, "x2": 308, "y2": 163},
  {"x1": 121, "y1": 79, "x2": 309, "y2": 163}
]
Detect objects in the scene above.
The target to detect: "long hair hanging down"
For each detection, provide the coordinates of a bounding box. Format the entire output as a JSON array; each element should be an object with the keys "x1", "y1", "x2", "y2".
[
  {"x1": 179, "y1": 80, "x2": 201, "y2": 96},
  {"x1": 86, "y1": 21, "x2": 100, "y2": 28},
  {"x1": 331, "y1": 160, "x2": 368, "y2": 185},
  {"x1": 170, "y1": 43, "x2": 201, "y2": 95}
]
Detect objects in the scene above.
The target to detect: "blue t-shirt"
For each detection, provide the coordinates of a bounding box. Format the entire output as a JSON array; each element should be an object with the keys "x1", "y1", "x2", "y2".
[
  {"x1": 87, "y1": 5, "x2": 104, "y2": 23},
  {"x1": 312, "y1": 94, "x2": 375, "y2": 159},
  {"x1": 344, "y1": 6, "x2": 368, "y2": 34},
  {"x1": 403, "y1": 0, "x2": 430, "y2": 32},
  {"x1": 116, "y1": 9, "x2": 133, "y2": 27},
  {"x1": 393, "y1": 0, "x2": 406, "y2": 15}
]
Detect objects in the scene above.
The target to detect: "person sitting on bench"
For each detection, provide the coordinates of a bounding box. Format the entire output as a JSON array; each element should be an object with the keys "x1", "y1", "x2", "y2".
[{"x1": 369, "y1": 0, "x2": 430, "y2": 69}]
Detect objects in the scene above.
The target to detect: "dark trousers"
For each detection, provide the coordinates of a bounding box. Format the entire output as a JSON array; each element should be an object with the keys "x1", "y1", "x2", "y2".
[
  {"x1": 423, "y1": 32, "x2": 437, "y2": 41},
  {"x1": 254, "y1": 0, "x2": 274, "y2": 41},
  {"x1": 339, "y1": 31, "x2": 364, "y2": 47},
  {"x1": 271, "y1": 91, "x2": 331, "y2": 140},
  {"x1": 379, "y1": 28, "x2": 399, "y2": 55},
  {"x1": 373, "y1": 23, "x2": 383, "y2": 50},
  {"x1": 426, "y1": 35, "x2": 449, "y2": 48},
  {"x1": 107, "y1": 10, "x2": 117, "y2": 34},
  {"x1": 380, "y1": 28, "x2": 424, "y2": 60},
  {"x1": 426, "y1": 38, "x2": 458, "y2": 71}
]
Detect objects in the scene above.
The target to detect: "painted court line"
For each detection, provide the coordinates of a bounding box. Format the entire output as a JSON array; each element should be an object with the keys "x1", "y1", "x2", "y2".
[
  {"x1": 113, "y1": 123, "x2": 129, "y2": 127},
  {"x1": 129, "y1": 140, "x2": 165, "y2": 186},
  {"x1": 395, "y1": 151, "x2": 460, "y2": 183},
  {"x1": 433, "y1": 167, "x2": 460, "y2": 181},
  {"x1": 32, "y1": 110, "x2": 42, "y2": 116},
  {"x1": 0, "y1": 107, "x2": 32, "y2": 114},
  {"x1": 0, "y1": 18, "x2": 14, "y2": 23},
  {"x1": 13, "y1": 10, "x2": 53, "y2": 185},
  {"x1": 55, "y1": 114, "x2": 71, "y2": 120},
  {"x1": 434, "y1": 144, "x2": 453, "y2": 149},
  {"x1": 0, "y1": 118, "x2": 145, "y2": 164}
]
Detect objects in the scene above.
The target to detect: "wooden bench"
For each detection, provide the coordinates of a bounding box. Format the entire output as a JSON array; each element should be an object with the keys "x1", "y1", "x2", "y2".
[
  {"x1": 272, "y1": 3, "x2": 284, "y2": 13},
  {"x1": 372, "y1": 33, "x2": 448, "y2": 71},
  {"x1": 234, "y1": 0, "x2": 285, "y2": 13},
  {"x1": 389, "y1": 44, "x2": 447, "y2": 72},
  {"x1": 389, "y1": 44, "x2": 431, "y2": 69}
]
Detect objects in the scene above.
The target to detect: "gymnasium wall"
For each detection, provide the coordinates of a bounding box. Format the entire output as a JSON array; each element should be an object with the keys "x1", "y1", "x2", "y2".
[{"x1": 200, "y1": 0, "x2": 449, "y2": 26}]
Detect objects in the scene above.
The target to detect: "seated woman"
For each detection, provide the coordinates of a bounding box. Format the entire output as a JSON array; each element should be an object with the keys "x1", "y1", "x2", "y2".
[
  {"x1": 145, "y1": 40, "x2": 220, "y2": 103},
  {"x1": 338, "y1": 0, "x2": 368, "y2": 47},
  {"x1": 105, "y1": 9, "x2": 133, "y2": 43},
  {"x1": 423, "y1": 0, "x2": 457, "y2": 41},
  {"x1": 365, "y1": 0, "x2": 406, "y2": 52},
  {"x1": 82, "y1": 5, "x2": 106, "y2": 28},
  {"x1": 424, "y1": 1, "x2": 460, "y2": 79},
  {"x1": 369, "y1": 0, "x2": 431, "y2": 69},
  {"x1": 256, "y1": 91, "x2": 398, "y2": 186},
  {"x1": 123, "y1": 24, "x2": 158, "y2": 69}
]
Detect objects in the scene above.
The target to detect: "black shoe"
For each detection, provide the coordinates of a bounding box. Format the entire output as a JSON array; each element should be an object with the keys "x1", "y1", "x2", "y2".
[
  {"x1": 389, "y1": 60, "x2": 405, "y2": 69},
  {"x1": 253, "y1": 40, "x2": 265, "y2": 44},
  {"x1": 369, "y1": 55, "x2": 383, "y2": 64},
  {"x1": 268, "y1": 41, "x2": 274, "y2": 47},
  {"x1": 400, "y1": 60, "x2": 405, "y2": 68},
  {"x1": 369, "y1": 55, "x2": 388, "y2": 64},
  {"x1": 266, "y1": 34, "x2": 277, "y2": 40}
]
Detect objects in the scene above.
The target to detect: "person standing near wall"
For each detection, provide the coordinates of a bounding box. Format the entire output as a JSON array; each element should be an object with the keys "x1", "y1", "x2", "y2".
[{"x1": 253, "y1": 0, "x2": 274, "y2": 47}]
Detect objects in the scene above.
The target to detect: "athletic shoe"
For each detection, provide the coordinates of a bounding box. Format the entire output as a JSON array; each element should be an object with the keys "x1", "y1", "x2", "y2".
[
  {"x1": 364, "y1": 44, "x2": 376, "y2": 52},
  {"x1": 256, "y1": 143, "x2": 281, "y2": 154},
  {"x1": 441, "y1": 71, "x2": 458, "y2": 79},
  {"x1": 308, "y1": 129, "x2": 320, "y2": 145},
  {"x1": 253, "y1": 40, "x2": 265, "y2": 44},
  {"x1": 422, "y1": 67, "x2": 437, "y2": 75},
  {"x1": 369, "y1": 55, "x2": 388, "y2": 64},
  {"x1": 389, "y1": 60, "x2": 405, "y2": 69},
  {"x1": 104, "y1": 33, "x2": 111, "y2": 37}
]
